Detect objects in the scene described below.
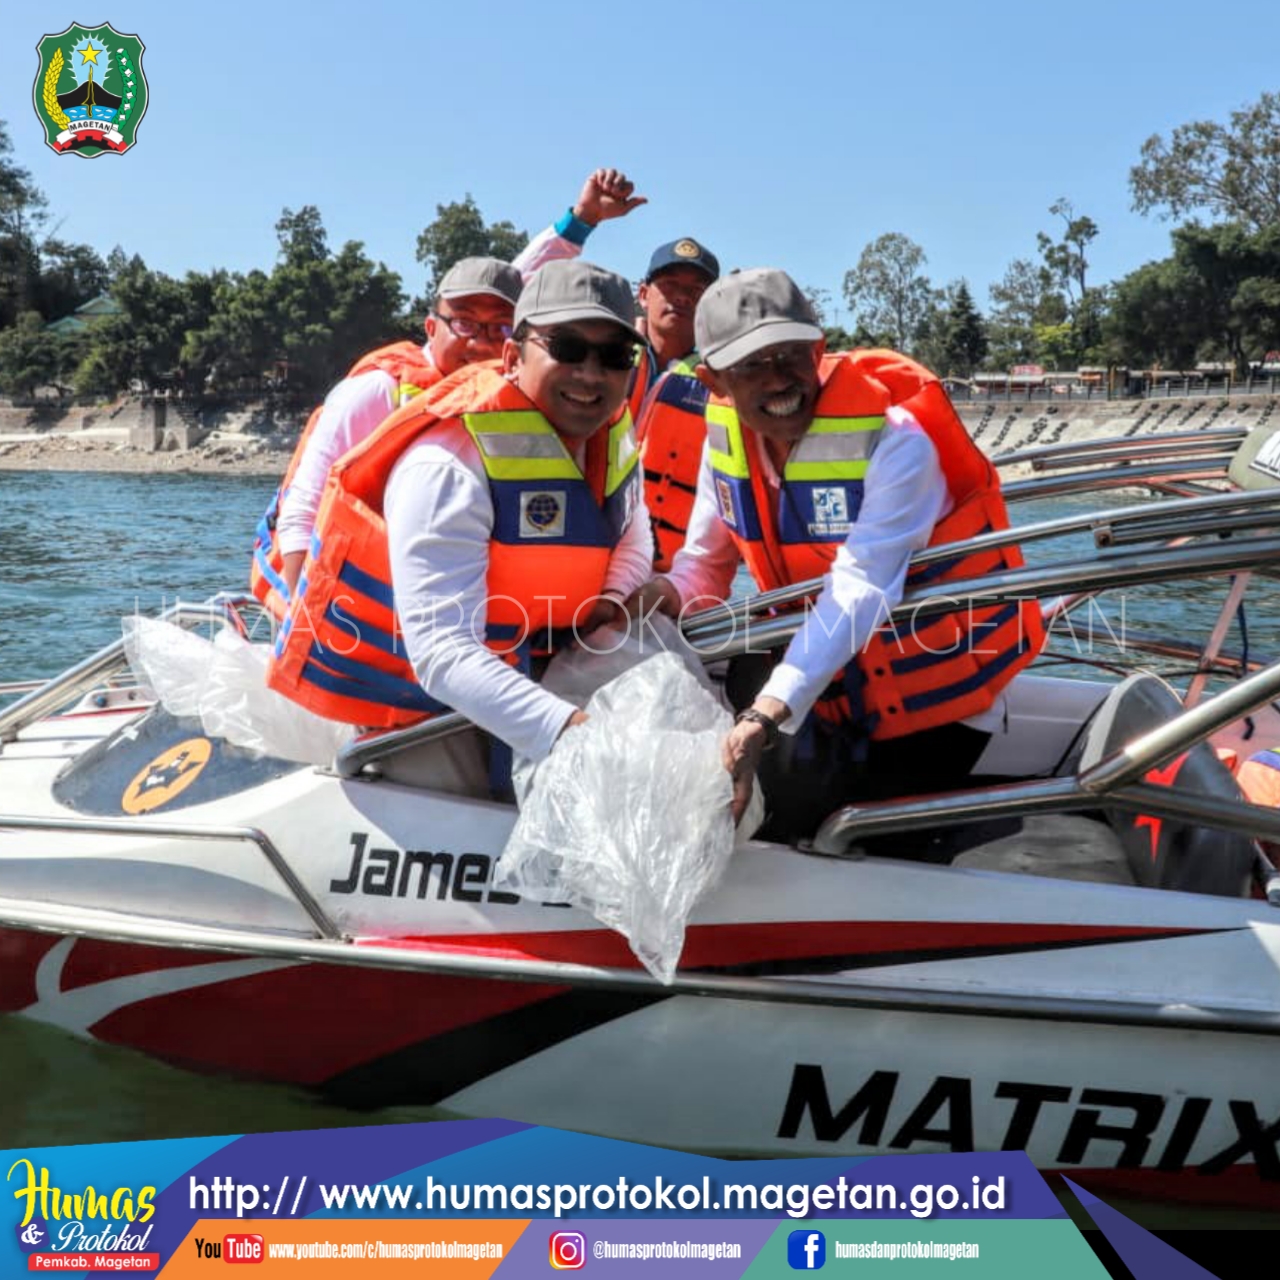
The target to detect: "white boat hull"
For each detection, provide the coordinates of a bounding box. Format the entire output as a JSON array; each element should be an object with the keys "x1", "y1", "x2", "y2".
[{"x1": 1, "y1": 694, "x2": 1278, "y2": 1210}]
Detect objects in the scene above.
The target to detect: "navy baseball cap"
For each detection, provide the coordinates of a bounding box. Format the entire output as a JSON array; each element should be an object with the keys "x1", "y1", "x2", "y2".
[{"x1": 644, "y1": 238, "x2": 720, "y2": 283}]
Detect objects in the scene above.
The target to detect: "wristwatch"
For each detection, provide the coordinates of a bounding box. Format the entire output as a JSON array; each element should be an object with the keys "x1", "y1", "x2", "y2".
[{"x1": 734, "y1": 707, "x2": 780, "y2": 751}]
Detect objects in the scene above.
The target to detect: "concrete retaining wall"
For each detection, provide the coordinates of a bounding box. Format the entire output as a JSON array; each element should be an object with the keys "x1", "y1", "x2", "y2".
[{"x1": 958, "y1": 396, "x2": 1280, "y2": 457}]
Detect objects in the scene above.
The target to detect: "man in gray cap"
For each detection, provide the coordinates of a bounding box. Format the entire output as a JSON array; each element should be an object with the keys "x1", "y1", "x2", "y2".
[
  {"x1": 378, "y1": 258, "x2": 654, "y2": 765},
  {"x1": 259, "y1": 168, "x2": 645, "y2": 606},
  {"x1": 626, "y1": 268, "x2": 1041, "y2": 842}
]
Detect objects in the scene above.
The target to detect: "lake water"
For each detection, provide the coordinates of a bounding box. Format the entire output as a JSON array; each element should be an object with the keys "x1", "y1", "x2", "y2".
[
  {"x1": 0, "y1": 469, "x2": 1277, "y2": 1231},
  {"x1": 4, "y1": 469, "x2": 1276, "y2": 687}
]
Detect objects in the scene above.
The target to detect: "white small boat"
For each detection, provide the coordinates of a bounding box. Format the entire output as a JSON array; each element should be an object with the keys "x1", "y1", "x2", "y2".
[{"x1": 4, "y1": 424, "x2": 1280, "y2": 1212}]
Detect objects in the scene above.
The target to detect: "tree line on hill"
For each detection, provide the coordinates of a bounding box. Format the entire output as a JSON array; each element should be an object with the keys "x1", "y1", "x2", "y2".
[
  {"x1": 0, "y1": 93, "x2": 1277, "y2": 405},
  {"x1": 831, "y1": 93, "x2": 1280, "y2": 378}
]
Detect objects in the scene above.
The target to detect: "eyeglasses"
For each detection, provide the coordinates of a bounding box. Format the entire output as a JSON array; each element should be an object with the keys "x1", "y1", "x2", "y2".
[
  {"x1": 434, "y1": 312, "x2": 513, "y2": 342},
  {"x1": 526, "y1": 329, "x2": 637, "y2": 372},
  {"x1": 729, "y1": 343, "x2": 819, "y2": 379}
]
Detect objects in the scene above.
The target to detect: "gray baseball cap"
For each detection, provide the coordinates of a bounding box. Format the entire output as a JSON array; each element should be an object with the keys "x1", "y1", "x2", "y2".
[
  {"x1": 695, "y1": 268, "x2": 824, "y2": 370},
  {"x1": 513, "y1": 259, "x2": 644, "y2": 343},
  {"x1": 437, "y1": 256, "x2": 523, "y2": 305}
]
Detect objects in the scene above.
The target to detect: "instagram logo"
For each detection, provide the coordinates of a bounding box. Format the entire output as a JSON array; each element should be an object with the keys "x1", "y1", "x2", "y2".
[{"x1": 549, "y1": 1231, "x2": 587, "y2": 1270}]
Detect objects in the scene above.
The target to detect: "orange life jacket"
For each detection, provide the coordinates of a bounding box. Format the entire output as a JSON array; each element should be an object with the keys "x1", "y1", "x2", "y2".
[
  {"x1": 627, "y1": 345, "x2": 656, "y2": 425},
  {"x1": 705, "y1": 349, "x2": 1045, "y2": 741},
  {"x1": 250, "y1": 341, "x2": 440, "y2": 619},
  {"x1": 265, "y1": 365, "x2": 641, "y2": 729},
  {"x1": 636, "y1": 366, "x2": 709, "y2": 571}
]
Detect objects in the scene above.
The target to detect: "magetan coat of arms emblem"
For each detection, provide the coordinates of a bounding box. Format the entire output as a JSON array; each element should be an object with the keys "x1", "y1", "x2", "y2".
[{"x1": 33, "y1": 23, "x2": 147, "y2": 157}]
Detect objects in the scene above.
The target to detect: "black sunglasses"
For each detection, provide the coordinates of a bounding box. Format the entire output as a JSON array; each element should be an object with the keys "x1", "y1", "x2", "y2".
[{"x1": 527, "y1": 329, "x2": 637, "y2": 372}]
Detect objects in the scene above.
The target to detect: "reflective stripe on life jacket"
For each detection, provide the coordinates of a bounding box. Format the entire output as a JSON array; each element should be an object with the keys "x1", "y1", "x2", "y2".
[
  {"x1": 706, "y1": 349, "x2": 1044, "y2": 741},
  {"x1": 250, "y1": 341, "x2": 440, "y2": 620},
  {"x1": 265, "y1": 364, "x2": 640, "y2": 728},
  {"x1": 636, "y1": 368, "x2": 710, "y2": 571}
]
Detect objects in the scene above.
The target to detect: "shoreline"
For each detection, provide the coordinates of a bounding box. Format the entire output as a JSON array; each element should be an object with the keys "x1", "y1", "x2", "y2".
[
  {"x1": 1, "y1": 391, "x2": 1276, "y2": 478},
  {"x1": 0, "y1": 433, "x2": 293, "y2": 476}
]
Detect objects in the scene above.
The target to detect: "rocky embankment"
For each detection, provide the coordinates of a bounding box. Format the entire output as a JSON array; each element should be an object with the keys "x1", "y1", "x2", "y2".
[
  {"x1": 960, "y1": 394, "x2": 1279, "y2": 477},
  {"x1": 0, "y1": 394, "x2": 1276, "y2": 477},
  {"x1": 0, "y1": 400, "x2": 295, "y2": 475}
]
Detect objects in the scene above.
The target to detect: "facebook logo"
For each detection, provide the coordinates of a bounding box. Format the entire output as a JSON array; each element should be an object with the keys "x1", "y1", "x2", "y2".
[{"x1": 787, "y1": 1229, "x2": 826, "y2": 1270}]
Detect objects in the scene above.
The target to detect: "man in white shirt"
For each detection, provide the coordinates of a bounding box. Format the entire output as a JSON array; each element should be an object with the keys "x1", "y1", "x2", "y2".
[
  {"x1": 269, "y1": 168, "x2": 646, "y2": 597},
  {"x1": 383, "y1": 260, "x2": 654, "y2": 765},
  {"x1": 625, "y1": 269, "x2": 1040, "y2": 844}
]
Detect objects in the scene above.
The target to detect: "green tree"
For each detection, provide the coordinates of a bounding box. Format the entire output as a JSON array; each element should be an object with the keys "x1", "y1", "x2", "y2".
[
  {"x1": 909, "y1": 285, "x2": 948, "y2": 374},
  {"x1": 35, "y1": 239, "x2": 109, "y2": 321},
  {"x1": 179, "y1": 269, "x2": 268, "y2": 394},
  {"x1": 0, "y1": 120, "x2": 48, "y2": 327},
  {"x1": 986, "y1": 258, "x2": 1066, "y2": 366},
  {"x1": 802, "y1": 285, "x2": 858, "y2": 350},
  {"x1": 1130, "y1": 91, "x2": 1280, "y2": 231},
  {"x1": 1104, "y1": 256, "x2": 1204, "y2": 370},
  {"x1": 1037, "y1": 198, "x2": 1098, "y2": 309},
  {"x1": 272, "y1": 237, "x2": 404, "y2": 398},
  {"x1": 182, "y1": 207, "x2": 404, "y2": 402},
  {"x1": 74, "y1": 256, "x2": 208, "y2": 397},
  {"x1": 1033, "y1": 322, "x2": 1077, "y2": 372},
  {"x1": 0, "y1": 310, "x2": 63, "y2": 398},
  {"x1": 842, "y1": 232, "x2": 933, "y2": 353},
  {"x1": 940, "y1": 280, "x2": 988, "y2": 376},
  {"x1": 1105, "y1": 222, "x2": 1280, "y2": 374},
  {"x1": 1033, "y1": 200, "x2": 1103, "y2": 364},
  {"x1": 415, "y1": 195, "x2": 529, "y2": 301},
  {"x1": 276, "y1": 205, "x2": 328, "y2": 266}
]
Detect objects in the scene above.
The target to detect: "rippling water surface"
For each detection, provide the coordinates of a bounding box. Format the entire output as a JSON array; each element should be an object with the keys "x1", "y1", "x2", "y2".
[
  {"x1": 2, "y1": 471, "x2": 278, "y2": 683},
  {"x1": 1, "y1": 470, "x2": 1277, "y2": 1228}
]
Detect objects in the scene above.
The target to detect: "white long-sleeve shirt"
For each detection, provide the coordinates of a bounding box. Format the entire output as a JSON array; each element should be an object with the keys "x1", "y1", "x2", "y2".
[
  {"x1": 275, "y1": 222, "x2": 585, "y2": 556},
  {"x1": 665, "y1": 406, "x2": 1004, "y2": 733},
  {"x1": 384, "y1": 418, "x2": 654, "y2": 761}
]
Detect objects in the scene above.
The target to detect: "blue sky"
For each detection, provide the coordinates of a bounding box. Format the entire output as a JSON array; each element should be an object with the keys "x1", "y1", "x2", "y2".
[{"x1": 4, "y1": 0, "x2": 1277, "y2": 326}]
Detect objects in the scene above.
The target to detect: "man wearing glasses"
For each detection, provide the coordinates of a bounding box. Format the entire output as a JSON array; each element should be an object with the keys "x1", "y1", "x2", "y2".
[
  {"x1": 259, "y1": 168, "x2": 645, "y2": 606},
  {"x1": 267, "y1": 260, "x2": 653, "y2": 765},
  {"x1": 625, "y1": 269, "x2": 1043, "y2": 843}
]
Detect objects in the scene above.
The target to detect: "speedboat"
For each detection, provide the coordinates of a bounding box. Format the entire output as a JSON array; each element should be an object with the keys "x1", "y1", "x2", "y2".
[{"x1": 4, "y1": 424, "x2": 1280, "y2": 1211}]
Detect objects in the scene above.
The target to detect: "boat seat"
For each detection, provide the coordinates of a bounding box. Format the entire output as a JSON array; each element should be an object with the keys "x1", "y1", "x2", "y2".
[
  {"x1": 1068, "y1": 671, "x2": 1254, "y2": 897},
  {"x1": 364, "y1": 724, "x2": 494, "y2": 798},
  {"x1": 951, "y1": 814, "x2": 1135, "y2": 884}
]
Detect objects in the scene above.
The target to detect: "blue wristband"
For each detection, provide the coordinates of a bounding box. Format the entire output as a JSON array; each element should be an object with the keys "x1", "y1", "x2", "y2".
[{"x1": 554, "y1": 208, "x2": 594, "y2": 246}]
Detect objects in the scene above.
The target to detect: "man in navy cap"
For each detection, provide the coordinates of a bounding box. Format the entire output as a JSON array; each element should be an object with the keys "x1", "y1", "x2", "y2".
[
  {"x1": 631, "y1": 237, "x2": 721, "y2": 569},
  {"x1": 635, "y1": 238, "x2": 720, "y2": 394}
]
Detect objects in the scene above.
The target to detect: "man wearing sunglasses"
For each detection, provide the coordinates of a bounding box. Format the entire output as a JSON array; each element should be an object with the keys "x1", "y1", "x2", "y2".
[
  {"x1": 254, "y1": 168, "x2": 645, "y2": 612},
  {"x1": 625, "y1": 269, "x2": 1043, "y2": 844},
  {"x1": 371, "y1": 259, "x2": 652, "y2": 761}
]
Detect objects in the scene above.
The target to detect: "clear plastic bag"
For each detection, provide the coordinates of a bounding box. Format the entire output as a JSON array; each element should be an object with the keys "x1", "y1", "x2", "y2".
[
  {"x1": 498, "y1": 617, "x2": 762, "y2": 984},
  {"x1": 122, "y1": 616, "x2": 354, "y2": 766},
  {"x1": 540, "y1": 612, "x2": 720, "y2": 708}
]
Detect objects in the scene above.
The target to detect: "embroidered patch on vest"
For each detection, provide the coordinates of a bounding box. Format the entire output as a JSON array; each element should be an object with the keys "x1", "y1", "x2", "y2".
[
  {"x1": 519, "y1": 490, "x2": 566, "y2": 538},
  {"x1": 715, "y1": 477, "x2": 737, "y2": 528},
  {"x1": 1250, "y1": 431, "x2": 1280, "y2": 481},
  {"x1": 810, "y1": 486, "x2": 852, "y2": 537}
]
